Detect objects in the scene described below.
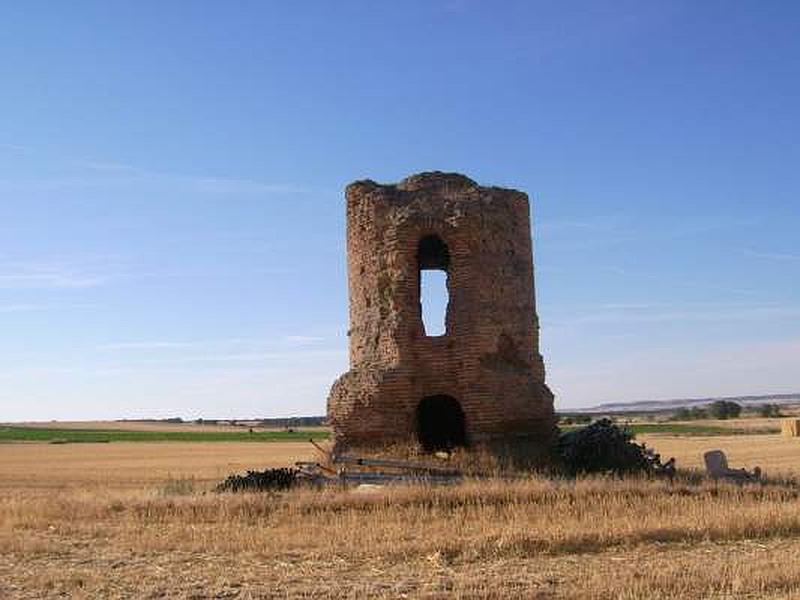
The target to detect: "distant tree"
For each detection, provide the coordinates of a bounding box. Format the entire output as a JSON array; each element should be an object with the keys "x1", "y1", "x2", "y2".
[
  {"x1": 672, "y1": 407, "x2": 708, "y2": 421},
  {"x1": 709, "y1": 400, "x2": 742, "y2": 420},
  {"x1": 673, "y1": 408, "x2": 692, "y2": 421},
  {"x1": 757, "y1": 404, "x2": 782, "y2": 418},
  {"x1": 558, "y1": 414, "x2": 592, "y2": 426}
]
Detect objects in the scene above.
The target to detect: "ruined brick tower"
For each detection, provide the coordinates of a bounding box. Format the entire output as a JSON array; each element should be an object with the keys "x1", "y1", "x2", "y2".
[{"x1": 327, "y1": 172, "x2": 555, "y2": 450}]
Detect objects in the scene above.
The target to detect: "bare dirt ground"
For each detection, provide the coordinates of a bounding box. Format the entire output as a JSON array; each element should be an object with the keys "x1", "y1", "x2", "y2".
[{"x1": 2, "y1": 433, "x2": 800, "y2": 598}]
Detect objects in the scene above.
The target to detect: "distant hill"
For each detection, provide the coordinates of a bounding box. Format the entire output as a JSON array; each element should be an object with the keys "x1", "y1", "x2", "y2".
[{"x1": 577, "y1": 393, "x2": 800, "y2": 415}]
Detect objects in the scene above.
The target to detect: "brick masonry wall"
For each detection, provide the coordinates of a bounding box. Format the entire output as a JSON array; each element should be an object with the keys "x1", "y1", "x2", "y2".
[{"x1": 327, "y1": 172, "x2": 555, "y2": 449}]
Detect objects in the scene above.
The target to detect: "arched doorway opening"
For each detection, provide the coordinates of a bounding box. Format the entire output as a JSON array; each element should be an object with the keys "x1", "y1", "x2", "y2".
[{"x1": 416, "y1": 395, "x2": 467, "y2": 451}]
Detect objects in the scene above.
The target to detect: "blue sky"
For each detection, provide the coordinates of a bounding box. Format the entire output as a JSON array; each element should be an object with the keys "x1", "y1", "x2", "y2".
[{"x1": 1, "y1": 1, "x2": 798, "y2": 420}]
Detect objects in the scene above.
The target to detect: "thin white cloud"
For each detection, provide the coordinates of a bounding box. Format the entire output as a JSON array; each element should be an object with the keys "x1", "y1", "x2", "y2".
[
  {"x1": 549, "y1": 301, "x2": 800, "y2": 328},
  {"x1": 0, "y1": 142, "x2": 31, "y2": 153},
  {"x1": 0, "y1": 366, "x2": 82, "y2": 379},
  {"x1": 538, "y1": 214, "x2": 761, "y2": 254},
  {"x1": 0, "y1": 302, "x2": 96, "y2": 313},
  {"x1": 0, "y1": 270, "x2": 106, "y2": 289},
  {"x1": 184, "y1": 177, "x2": 304, "y2": 195},
  {"x1": 599, "y1": 302, "x2": 668, "y2": 310},
  {"x1": 70, "y1": 159, "x2": 147, "y2": 174},
  {"x1": 0, "y1": 155, "x2": 305, "y2": 196},
  {"x1": 666, "y1": 216, "x2": 759, "y2": 238},
  {"x1": 583, "y1": 265, "x2": 768, "y2": 299},
  {"x1": 164, "y1": 350, "x2": 345, "y2": 363},
  {"x1": 538, "y1": 215, "x2": 630, "y2": 233},
  {"x1": 537, "y1": 215, "x2": 640, "y2": 251},
  {"x1": 745, "y1": 250, "x2": 800, "y2": 262},
  {"x1": 284, "y1": 335, "x2": 325, "y2": 345},
  {"x1": 0, "y1": 303, "x2": 49, "y2": 313},
  {"x1": 96, "y1": 341, "x2": 198, "y2": 351},
  {"x1": 96, "y1": 337, "x2": 336, "y2": 353},
  {"x1": 0, "y1": 255, "x2": 135, "y2": 290},
  {"x1": 96, "y1": 337, "x2": 269, "y2": 351}
]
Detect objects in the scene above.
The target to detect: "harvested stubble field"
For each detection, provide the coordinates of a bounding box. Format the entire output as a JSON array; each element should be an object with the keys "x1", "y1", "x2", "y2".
[
  {"x1": 2, "y1": 432, "x2": 800, "y2": 598},
  {"x1": 638, "y1": 432, "x2": 800, "y2": 477},
  {"x1": 0, "y1": 441, "x2": 316, "y2": 490}
]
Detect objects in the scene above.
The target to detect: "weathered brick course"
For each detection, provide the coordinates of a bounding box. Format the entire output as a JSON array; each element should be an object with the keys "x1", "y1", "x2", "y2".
[{"x1": 327, "y1": 172, "x2": 555, "y2": 450}]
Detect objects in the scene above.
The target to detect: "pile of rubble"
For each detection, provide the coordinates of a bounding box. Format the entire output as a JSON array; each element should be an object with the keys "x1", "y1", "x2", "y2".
[
  {"x1": 216, "y1": 443, "x2": 463, "y2": 493},
  {"x1": 216, "y1": 423, "x2": 681, "y2": 493}
]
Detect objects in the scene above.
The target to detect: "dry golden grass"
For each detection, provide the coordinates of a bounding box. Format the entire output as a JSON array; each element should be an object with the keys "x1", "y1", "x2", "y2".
[
  {"x1": 3, "y1": 474, "x2": 800, "y2": 598},
  {"x1": 0, "y1": 441, "x2": 315, "y2": 490},
  {"x1": 2, "y1": 435, "x2": 800, "y2": 598},
  {"x1": 640, "y1": 433, "x2": 800, "y2": 477}
]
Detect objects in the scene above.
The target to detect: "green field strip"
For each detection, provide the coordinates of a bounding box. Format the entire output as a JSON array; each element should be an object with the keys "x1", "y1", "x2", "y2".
[{"x1": 0, "y1": 426, "x2": 330, "y2": 443}]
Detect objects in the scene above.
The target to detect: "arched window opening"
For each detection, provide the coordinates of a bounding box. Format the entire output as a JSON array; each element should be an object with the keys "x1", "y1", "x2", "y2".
[
  {"x1": 416, "y1": 395, "x2": 467, "y2": 451},
  {"x1": 418, "y1": 235, "x2": 450, "y2": 336},
  {"x1": 418, "y1": 235, "x2": 450, "y2": 270}
]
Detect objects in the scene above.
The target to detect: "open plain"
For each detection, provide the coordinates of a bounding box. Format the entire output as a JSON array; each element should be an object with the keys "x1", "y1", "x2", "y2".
[
  {"x1": 0, "y1": 441, "x2": 316, "y2": 490},
  {"x1": 2, "y1": 423, "x2": 800, "y2": 598}
]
